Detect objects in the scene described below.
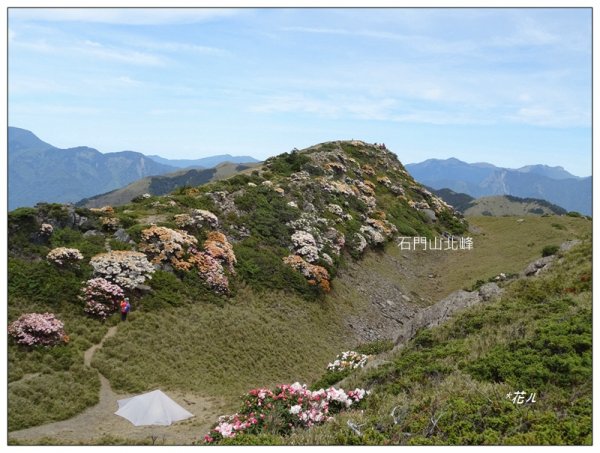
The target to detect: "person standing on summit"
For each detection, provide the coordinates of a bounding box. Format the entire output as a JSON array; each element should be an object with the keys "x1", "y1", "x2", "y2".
[{"x1": 120, "y1": 297, "x2": 131, "y2": 321}]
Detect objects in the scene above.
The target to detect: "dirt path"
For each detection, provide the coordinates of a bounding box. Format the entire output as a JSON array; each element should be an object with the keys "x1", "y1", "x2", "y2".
[
  {"x1": 84, "y1": 326, "x2": 118, "y2": 366},
  {"x1": 9, "y1": 325, "x2": 222, "y2": 445}
]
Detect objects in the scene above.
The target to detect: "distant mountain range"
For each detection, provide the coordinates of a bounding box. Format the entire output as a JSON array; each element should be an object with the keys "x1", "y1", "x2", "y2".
[
  {"x1": 147, "y1": 154, "x2": 259, "y2": 169},
  {"x1": 406, "y1": 158, "x2": 591, "y2": 215},
  {"x1": 8, "y1": 127, "x2": 261, "y2": 211}
]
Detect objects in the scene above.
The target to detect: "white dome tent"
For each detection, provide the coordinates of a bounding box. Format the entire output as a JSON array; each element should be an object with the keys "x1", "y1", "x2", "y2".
[{"x1": 115, "y1": 389, "x2": 194, "y2": 426}]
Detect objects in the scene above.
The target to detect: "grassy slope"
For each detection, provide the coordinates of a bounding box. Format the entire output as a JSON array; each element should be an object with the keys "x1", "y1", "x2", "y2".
[
  {"x1": 341, "y1": 215, "x2": 589, "y2": 306},
  {"x1": 7, "y1": 215, "x2": 590, "y2": 435},
  {"x1": 464, "y1": 196, "x2": 563, "y2": 217},
  {"x1": 286, "y1": 237, "x2": 592, "y2": 445},
  {"x1": 92, "y1": 283, "x2": 356, "y2": 398},
  {"x1": 81, "y1": 162, "x2": 260, "y2": 208}
]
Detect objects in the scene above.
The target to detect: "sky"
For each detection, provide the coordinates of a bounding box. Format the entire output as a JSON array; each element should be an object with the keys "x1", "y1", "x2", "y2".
[{"x1": 8, "y1": 7, "x2": 592, "y2": 176}]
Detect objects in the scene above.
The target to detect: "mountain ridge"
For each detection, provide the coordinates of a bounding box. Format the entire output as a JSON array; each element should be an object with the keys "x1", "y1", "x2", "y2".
[
  {"x1": 7, "y1": 127, "x2": 261, "y2": 210},
  {"x1": 405, "y1": 157, "x2": 591, "y2": 215}
]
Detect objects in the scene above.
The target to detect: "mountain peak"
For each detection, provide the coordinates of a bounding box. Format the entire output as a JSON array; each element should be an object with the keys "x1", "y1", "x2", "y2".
[
  {"x1": 8, "y1": 126, "x2": 55, "y2": 152},
  {"x1": 516, "y1": 164, "x2": 578, "y2": 180}
]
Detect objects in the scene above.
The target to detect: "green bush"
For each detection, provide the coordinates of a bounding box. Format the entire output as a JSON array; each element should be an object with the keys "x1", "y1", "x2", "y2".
[
  {"x1": 310, "y1": 369, "x2": 351, "y2": 390},
  {"x1": 355, "y1": 339, "x2": 395, "y2": 355},
  {"x1": 541, "y1": 245, "x2": 559, "y2": 257},
  {"x1": 8, "y1": 258, "x2": 89, "y2": 306},
  {"x1": 264, "y1": 151, "x2": 310, "y2": 176},
  {"x1": 234, "y1": 240, "x2": 319, "y2": 299}
]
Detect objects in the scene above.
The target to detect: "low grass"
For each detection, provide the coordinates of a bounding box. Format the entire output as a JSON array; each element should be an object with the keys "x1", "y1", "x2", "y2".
[
  {"x1": 7, "y1": 295, "x2": 114, "y2": 431},
  {"x1": 370, "y1": 215, "x2": 590, "y2": 304},
  {"x1": 285, "y1": 238, "x2": 591, "y2": 445},
  {"x1": 92, "y1": 282, "x2": 357, "y2": 398}
]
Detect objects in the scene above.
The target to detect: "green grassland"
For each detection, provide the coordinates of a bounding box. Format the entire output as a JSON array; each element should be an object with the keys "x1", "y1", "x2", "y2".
[
  {"x1": 285, "y1": 237, "x2": 592, "y2": 445},
  {"x1": 332, "y1": 215, "x2": 590, "y2": 307},
  {"x1": 8, "y1": 214, "x2": 590, "y2": 436},
  {"x1": 463, "y1": 195, "x2": 566, "y2": 217}
]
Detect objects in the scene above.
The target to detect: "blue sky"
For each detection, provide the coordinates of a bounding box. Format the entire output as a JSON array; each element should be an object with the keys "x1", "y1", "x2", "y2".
[{"x1": 8, "y1": 8, "x2": 592, "y2": 176}]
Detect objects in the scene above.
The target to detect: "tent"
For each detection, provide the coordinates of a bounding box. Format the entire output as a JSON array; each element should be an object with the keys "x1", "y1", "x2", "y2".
[{"x1": 115, "y1": 389, "x2": 194, "y2": 426}]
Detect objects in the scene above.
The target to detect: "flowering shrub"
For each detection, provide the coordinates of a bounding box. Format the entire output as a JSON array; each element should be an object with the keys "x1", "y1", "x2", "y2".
[
  {"x1": 366, "y1": 217, "x2": 397, "y2": 236},
  {"x1": 46, "y1": 247, "x2": 84, "y2": 266},
  {"x1": 324, "y1": 161, "x2": 346, "y2": 174},
  {"x1": 203, "y1": 382, "x2": 369, "y2": 443},
  {"x1": 327, "y1": 351, "x2": 369, "y2": 372},
  {"x1": 291, "y1": 230, "x2": 319, "y2": 263},
  {"x1": 80, "y1": 278, "x2": 125, "y2": 320},
  {"x1": 362, "y1": 164, "x2": 375, "y2": 176},
  {"x1": 90, "y1": 205, "x2": 115, "y2": 215},
  {"x1": 8, "y1": 313, "x2": 69, "y2": 347},
  {"x1": 39, "y1": 223, "x2": 54, "y2": 236},
  {"x1": 89, "y1": 251, "x2": 155, "y2": 289},
  {"x1": 283, "y1": 255, "x2": 330, "y2": 292},
  {"x1": 139, "y1": 225, "x2": 198, "y2": 270},
  {"x1": 355, "y1": 180, "x2": 375, "y2": 196},
  {"x1": 204, "y1": 231, "x2": 237, "y2": 273},
  {"x1": 174, "y1": 209, "x2": 219, "y2": 230},
  {"x1": 189, "y1": 249, "x2": 230, "y2": 294},
  {"x1": 360, "y1": 225, "x2": 385, "y2": 245},
  {"x1": 320, "y1": 180, "x2": 358, "y2": 197},
  {"x1": 101, "y1": 217, "x2": 120, "y2": 231},
  {"x1": 327, "y1": 204, "x2": 344, "y2": 216},
  {"x1": 351, "y1": 233, "x2": 368, "y2": 254},
  {"x1": 377, "y1": 176, "x2": 392, "y2": 187}
]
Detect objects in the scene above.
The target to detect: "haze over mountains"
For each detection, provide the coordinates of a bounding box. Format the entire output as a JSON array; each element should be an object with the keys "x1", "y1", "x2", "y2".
[
  {"x1": 7, "y1": 127, "x2": 261, "y2": 211},
  {"x1": 9, "y1": 127, "x2": 590, "y2": 216},
  {"x1": 406, "y1": 158, "x2": 592, "y2": 215},
  {"x1": 146, "y1": 154, "x2": 259, "y2": 169}
]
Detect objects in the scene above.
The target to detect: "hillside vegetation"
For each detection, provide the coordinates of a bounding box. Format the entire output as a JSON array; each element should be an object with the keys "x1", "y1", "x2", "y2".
[
  {"x1": 463, "y1": 195, "x2": 567, "y2": 217},
  {"x1": 78, "y1": 162, "x2": 260, "y2": 208},
  {"x1": 7, "y1": 140, "x2": 592, "y2": 445},
  {"x1": 285, "y1": 238, "x2": 592, "y2": 445}
]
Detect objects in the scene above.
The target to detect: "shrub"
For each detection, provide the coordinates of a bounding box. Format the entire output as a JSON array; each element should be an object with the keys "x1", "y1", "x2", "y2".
[
  {"x1": 89, "y1": 251, "x2": 155, "y2": 289},
  {"x1": 80, "y1": 278, "x2": 125, "y2": 320},
  {"x1": 542, "y1": 245, "x2": 559, "y2": 257},
  {"x1": 8, "y1": 258, "x2": 85, "y2": 305},
  {"x1": 203, "y1": 382, "x2": 369, "y2": 443},
  {"x1": 204, "y1": 231, "x2": 237, "y2": 273},
  {"x1": 138, "y1": 225, "x2": 198, "y2": 270},
  {"x1": 8, "y1": 313, "x2": 69, "y2": 347},
  {"x1": 327, "y1": 351, "x2": 369, "y2": 372},
  {"x1": 233, "y1": 241, "x2": 317, "y2": 297},
  {"x1": 46, "y1": 247, "x2": 84, "y2": 266},
  {"x1": 283, "y1": 255, "x2": 331, "y2": 293},
  {"x1": 355, "y1": 339, "x2": 394, "y2": 355},
  {"x1": 188, "y1": 249, "x2": 230, "y2": 294}
]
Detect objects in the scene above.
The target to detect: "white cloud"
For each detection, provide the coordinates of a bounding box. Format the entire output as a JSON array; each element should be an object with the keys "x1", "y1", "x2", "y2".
[
  {"x1": 80, "y1": 40, "x2": 163, "y2": 65},
  {"x1": 9, "y1": 8, "x2": 241, "y2": 25},
  {"x1": 132, "y1": 40, "x2": 230, "y2": 57},
  {"x1": 508, "y1": 106, "x2": 589, "y2": 128},
  {"x1": 10, "y1": 103, "x2": 102, "y2": 116},
  {"x1": 11, "y1": 36, "x2": 164, "y2": 66}
]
